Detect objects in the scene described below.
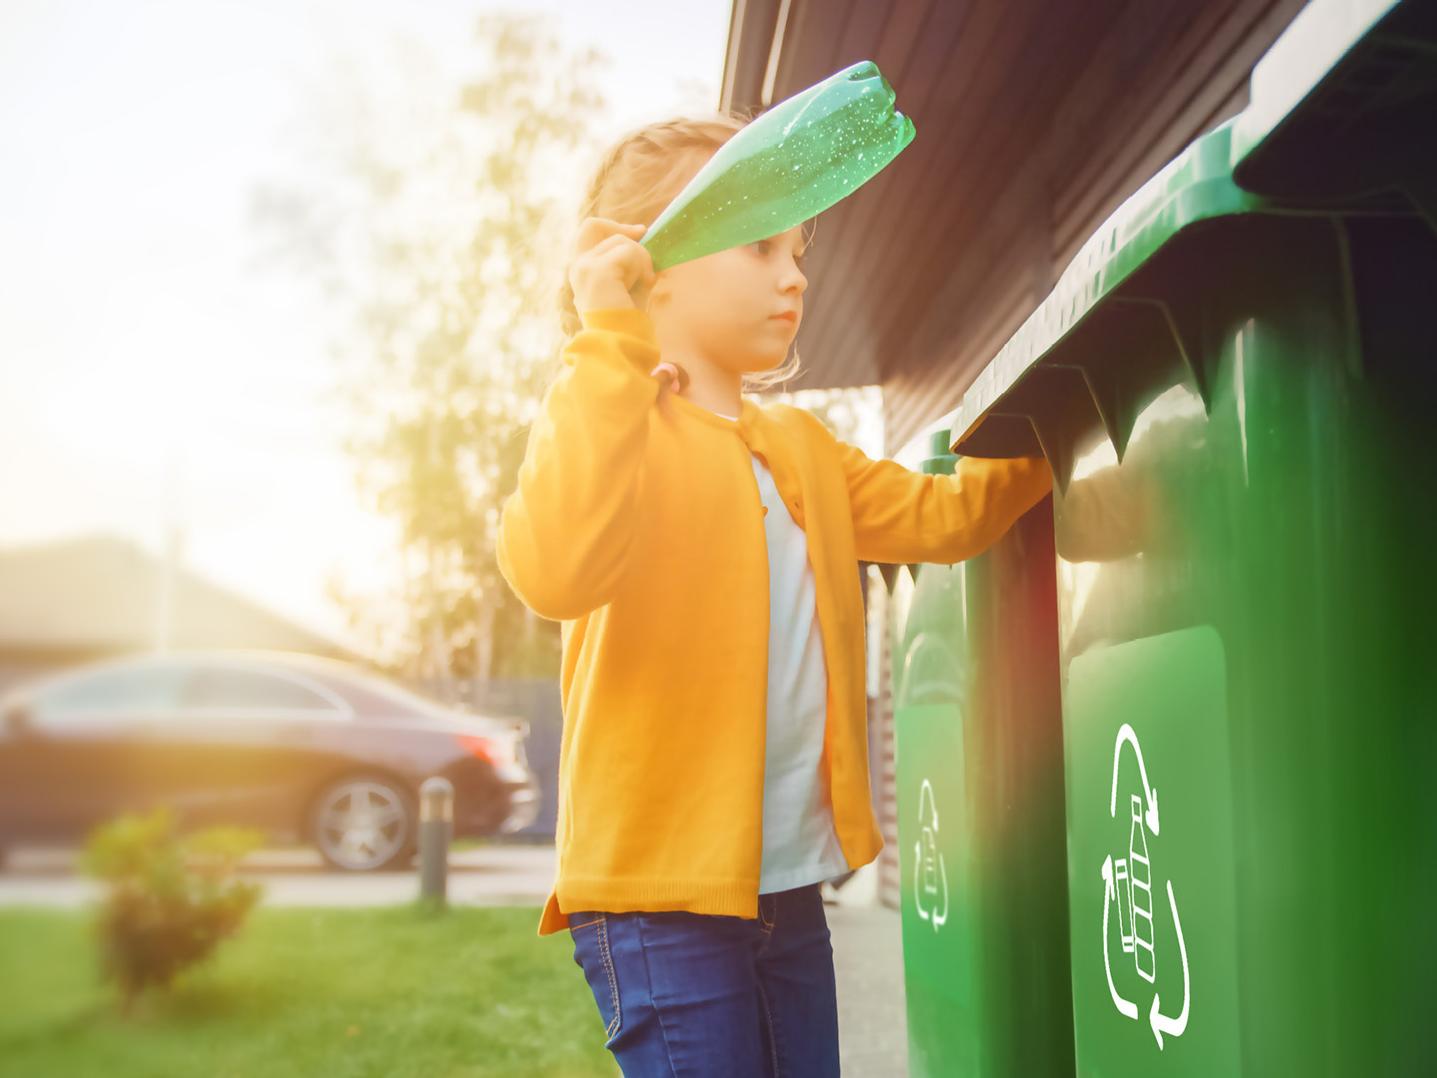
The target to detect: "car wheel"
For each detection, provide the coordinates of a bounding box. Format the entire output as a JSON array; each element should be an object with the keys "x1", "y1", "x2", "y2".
[{"x1": 309, "y1": 774, "x2": 416, "y2": 872}]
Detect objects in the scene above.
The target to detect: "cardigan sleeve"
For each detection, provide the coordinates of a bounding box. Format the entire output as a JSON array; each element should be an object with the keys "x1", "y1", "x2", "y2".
[
  {"x1": 496, "y1": 307, "x2": 661, "y2": 621},
  {"x1": 824, "y1": 421, "x2": 1053, "y2": 565}
]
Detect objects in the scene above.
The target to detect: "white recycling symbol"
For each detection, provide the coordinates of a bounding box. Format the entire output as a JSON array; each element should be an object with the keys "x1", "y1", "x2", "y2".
[
  {"x1": 1101, "y1": 723, "x2": 1191, "y2": 1050},
  {"x1": 913, "y1": 778, "x2": 948, "y2": 931}
]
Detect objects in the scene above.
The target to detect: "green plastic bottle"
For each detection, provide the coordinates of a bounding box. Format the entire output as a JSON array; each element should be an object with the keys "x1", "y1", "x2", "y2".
[{"x1": 639, "y1": 59, "x2": 916, "y2": 273}]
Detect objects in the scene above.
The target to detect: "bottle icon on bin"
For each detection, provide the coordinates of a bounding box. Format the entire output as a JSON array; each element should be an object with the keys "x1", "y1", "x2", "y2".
[
  {"x1": 1112, "y1": 794, "x2": 1157, "y2": 984},
  {"x1": 1103, "y1": 723, "x2": 1189, "y2": 1049}
]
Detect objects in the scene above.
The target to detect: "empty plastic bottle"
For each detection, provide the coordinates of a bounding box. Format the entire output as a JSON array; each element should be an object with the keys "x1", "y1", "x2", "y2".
[{"x1": 639, "y1": 59, "x2": 916, "y2": 273}]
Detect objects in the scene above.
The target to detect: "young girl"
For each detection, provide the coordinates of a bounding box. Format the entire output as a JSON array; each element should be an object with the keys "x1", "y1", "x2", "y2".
[{"x1": 497, "y1": 110, "x2": 1052, "y2": 1077}]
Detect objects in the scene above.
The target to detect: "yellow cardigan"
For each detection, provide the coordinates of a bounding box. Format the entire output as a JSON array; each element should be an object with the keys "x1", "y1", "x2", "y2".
[{"x1": 497, "y1": 307, "x2": 1052, "y2": 936}]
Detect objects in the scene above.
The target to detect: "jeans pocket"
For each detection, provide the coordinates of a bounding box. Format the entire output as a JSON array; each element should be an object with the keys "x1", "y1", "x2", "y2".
[{"x1": 569, "y1": 912, "x2": 622, "y2": 1045}]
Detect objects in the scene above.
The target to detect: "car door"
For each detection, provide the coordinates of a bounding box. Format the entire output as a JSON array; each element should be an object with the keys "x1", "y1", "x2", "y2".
[
  {"x1": 0, "y1": 663, "x2": 191, "y2": 842},
  {"x1": 141, "y1": 661, "x2": 350, "y2": 834}
]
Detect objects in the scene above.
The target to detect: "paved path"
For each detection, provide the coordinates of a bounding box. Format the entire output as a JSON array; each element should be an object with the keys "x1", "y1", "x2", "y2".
[
  {"x1": 827, "y1": 864, "x2": 910, "y2": 1077},
  {"x1": 0, "y1": 841, "x2": 558, "y2": 908},
  {"x1": 2, "y1": 844, "x2": 909, "y2": 1075}
]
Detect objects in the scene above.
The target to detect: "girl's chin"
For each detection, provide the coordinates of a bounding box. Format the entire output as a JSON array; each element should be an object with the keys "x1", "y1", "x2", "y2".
[{"x1": 745, "y1": 351, "x2": 789, "y2": 373}]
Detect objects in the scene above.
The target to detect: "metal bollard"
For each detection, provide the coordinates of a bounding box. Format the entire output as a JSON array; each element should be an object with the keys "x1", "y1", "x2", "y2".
[{"x1": 418, "y1": 776, "x2": 453, "y2": 905}]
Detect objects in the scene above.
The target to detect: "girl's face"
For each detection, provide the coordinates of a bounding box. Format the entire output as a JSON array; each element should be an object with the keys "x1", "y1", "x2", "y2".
[{"x1": 645, "y1": 221, "x2": 809, "y2": 377}]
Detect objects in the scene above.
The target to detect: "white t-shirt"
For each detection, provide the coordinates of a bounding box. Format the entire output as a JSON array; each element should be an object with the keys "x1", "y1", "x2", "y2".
[{"x1": 709, "y1": 405, "x2": 850, "y2": 894}]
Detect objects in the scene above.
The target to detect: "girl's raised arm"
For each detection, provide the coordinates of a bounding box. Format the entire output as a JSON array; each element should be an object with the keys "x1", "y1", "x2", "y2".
[
  {"x1": 496, "y1": 306, "x2": 662, "y2": 620},
  {"x1": 497, "y1": 218, "x2": 663, "y2": 620}
]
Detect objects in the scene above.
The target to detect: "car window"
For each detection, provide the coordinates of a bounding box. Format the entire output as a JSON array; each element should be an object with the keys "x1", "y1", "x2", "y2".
[
  {"x1": 341, "y1": 670, "x2": 457, "y2": 719},
  {"x1": 32, "y1": 665, "x2": 189, "y2": 724},
  {"x1": 181, "y1": 666, "x2": 337, "y2": 712}
]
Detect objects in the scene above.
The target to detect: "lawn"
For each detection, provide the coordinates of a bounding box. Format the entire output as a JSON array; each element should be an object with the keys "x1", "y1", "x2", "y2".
[{"x1": 0, "y1": 902, "x2": 617, "y2": 1078}]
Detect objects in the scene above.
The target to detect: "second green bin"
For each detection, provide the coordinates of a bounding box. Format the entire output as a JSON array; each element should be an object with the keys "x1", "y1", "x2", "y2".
[{"x1": 894, "y1": 430, "x2": 1073, "y2": 1077}]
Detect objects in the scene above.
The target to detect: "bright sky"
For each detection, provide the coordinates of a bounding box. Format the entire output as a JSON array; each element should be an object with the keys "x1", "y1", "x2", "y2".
[{"x1": 0, "y1": 0, "x2": 732, "y2": 657}]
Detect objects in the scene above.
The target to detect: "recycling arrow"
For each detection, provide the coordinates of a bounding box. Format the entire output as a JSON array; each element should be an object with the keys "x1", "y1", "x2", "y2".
[
  {"x1": 913, "y1": 839, "x2": 948, "y2": 928},
  {"x1": 1148, "y1": 879, "x2": 1190, "y2": 1050},
  {"x1": 914, "y1": 779, "x2": 948, "y2": 930},
  {"x1": 1102, "y1": 724, "x2": 1189, "y2": 1049},
  {"x1": 1110, "y1": 723, "x2": 1161, "y2": 835}
]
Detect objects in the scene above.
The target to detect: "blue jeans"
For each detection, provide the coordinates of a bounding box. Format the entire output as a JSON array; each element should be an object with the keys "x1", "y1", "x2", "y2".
[{"x1": 567, "y1": 882, "x2": 841, "y2": 1076}]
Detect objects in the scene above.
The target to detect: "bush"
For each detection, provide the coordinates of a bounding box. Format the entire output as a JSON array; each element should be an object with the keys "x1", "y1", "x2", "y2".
[{"x1": 79, "y1": 805, "x2": 266, "y2": 1014}]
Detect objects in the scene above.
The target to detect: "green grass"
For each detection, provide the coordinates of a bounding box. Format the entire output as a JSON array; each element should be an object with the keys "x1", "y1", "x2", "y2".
[{"x1": 0, "y1": 902, "x2": 618, "y2": 1078}]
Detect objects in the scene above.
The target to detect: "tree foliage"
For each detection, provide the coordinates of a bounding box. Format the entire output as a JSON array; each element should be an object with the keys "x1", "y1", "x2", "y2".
[
  {"x1": 250, "y1": 13, "x2": 611, "y2": 682},
  {"x1": 250, "y1": 13, "x2": 882, "y2": 687}
]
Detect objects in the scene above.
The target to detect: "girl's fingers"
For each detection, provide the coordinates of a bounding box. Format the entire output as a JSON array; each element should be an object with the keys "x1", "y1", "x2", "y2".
[
  {"x1": 578, "y1": 234, "x2": 652, "y2": 281},
  {"x1": 575, "y1": 217, "x2": 623, "y2": 248},
  {"x1": 621, "y1": 243, "x2": 656, "y2": 285},
  {"x1": 586, "y1": 234, "x2": 627, "y2": 255},
  {"x1": 576, "y1": 218, "x2": 647, "y2": 253},
  {"x1": 570, "y1": 218, "x2": 654, "y2": 309}
]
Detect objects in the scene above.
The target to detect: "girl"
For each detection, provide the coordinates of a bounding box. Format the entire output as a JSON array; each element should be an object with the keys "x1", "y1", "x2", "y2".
[{"x1": 497, "y1": 110, "x2": 1052, "y2": 1077}]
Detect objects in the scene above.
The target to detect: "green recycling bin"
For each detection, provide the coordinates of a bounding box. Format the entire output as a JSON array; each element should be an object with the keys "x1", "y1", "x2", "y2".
[
  {"x1": 945, "y1": 0, "x2": 1436, "y2": 1073},
  {"x1": 894, "y1": 429, "x2": 1074, "y2": 1077}
]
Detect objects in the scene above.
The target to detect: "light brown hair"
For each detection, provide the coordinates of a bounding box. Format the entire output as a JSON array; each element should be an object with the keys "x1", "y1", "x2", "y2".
[{"x1": 556, "y1": 109, "x2": 815, "y2": 394}]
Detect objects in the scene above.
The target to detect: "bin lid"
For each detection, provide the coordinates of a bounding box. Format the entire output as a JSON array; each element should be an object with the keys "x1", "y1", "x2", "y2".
[
  {"x1": 1231, "y1": 0, "x2": 1437, "y2": 201},
  {"x1": 946, "y1": 0, "x2": 1432, "y2": 472},
  {"x1": 946, "y1": 120, "x2": 1259, "y2": 463}
]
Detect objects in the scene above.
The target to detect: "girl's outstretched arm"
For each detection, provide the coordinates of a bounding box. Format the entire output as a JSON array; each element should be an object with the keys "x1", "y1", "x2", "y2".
[
  {"x1": 799, "y1": 409, "x2": 1052, "y2": 564},
  {"x1": 496, "y1": 307, "x2": 661, "y2": 620}
]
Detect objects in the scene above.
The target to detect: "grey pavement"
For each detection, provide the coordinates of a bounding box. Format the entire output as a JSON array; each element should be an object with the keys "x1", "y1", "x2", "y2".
[
  {"x1": 1, "y1": 843, "x2": 908, "y2": 1075},
  {"x1": 826, "y1": 864, "x2": 909, "y2": 1078},
  {"x1": 0, "y1": 841, "x2": 559, "y2": 908}
]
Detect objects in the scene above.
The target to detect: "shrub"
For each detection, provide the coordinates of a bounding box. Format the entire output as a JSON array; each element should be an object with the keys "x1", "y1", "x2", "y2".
[{"x1": 79, "y1": 805, "x2": 266, "y2": 1014}]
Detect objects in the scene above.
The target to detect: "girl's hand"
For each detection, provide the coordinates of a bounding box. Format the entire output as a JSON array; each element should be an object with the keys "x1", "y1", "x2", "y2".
[{"x1": 569, "y1": 217, "x2": 656, "y2": 316}]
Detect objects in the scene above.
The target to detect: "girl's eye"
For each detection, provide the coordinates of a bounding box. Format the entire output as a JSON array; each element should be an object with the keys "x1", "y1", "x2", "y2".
[{"x1": 754, "y1": 239, "x2": 807, "y2": 269}]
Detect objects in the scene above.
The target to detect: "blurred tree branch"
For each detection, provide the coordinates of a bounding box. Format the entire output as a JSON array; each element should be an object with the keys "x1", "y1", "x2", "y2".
[
  {"x1": 249, "y1": 12, "x2": 611, "y2": 686},
  {"x1": 769, "y1": 385, "x2": 881, "y2": 450}
]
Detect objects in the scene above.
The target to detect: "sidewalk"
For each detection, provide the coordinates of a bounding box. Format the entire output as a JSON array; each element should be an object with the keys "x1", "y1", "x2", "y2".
[
  {"x1": 825, "y1": 863, "x2": 909, "y2": 1077},
  {"x1": 0, "y1": 842, "x2": 558, "y2": 908}
]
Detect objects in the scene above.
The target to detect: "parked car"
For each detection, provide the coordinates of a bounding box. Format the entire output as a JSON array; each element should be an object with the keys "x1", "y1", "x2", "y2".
[{"x1": 0, "y1": 650, "x2": 540, "y2": 871}]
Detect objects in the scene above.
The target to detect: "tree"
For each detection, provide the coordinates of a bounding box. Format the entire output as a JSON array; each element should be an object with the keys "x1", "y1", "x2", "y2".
[
  {"x1": 770, "y1": 384, "x2": 882, "y2": 452},
  {"x1": 250, "y1": 13, "x2": 611, "y2": 685}
]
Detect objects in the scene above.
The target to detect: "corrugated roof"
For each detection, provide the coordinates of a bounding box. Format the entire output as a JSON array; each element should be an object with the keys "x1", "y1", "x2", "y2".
[{"x1": 722, "y1": 0, "x2": 1309, "y2": 452}]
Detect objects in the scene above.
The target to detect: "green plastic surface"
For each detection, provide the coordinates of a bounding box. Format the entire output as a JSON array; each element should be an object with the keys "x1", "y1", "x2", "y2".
[
  {"x1": 1229, "y1": 0, "x2": 1437, "y2": 206},
  {"x1": 950, "y1": 0, "x2": 1434, "y2": 468},
  {"x1": 894, "y1": 447, "x2": 1072, "y2": 1078},
  {"x1": 1045, "y1": 211, "x2": 1434, "y2": 1074},
  {"x1": 1228, "y1": 0, "x2": 1400, "y2": 179},
  {"x1": 639, "y1": 60, "x2": 915, "y2": 273},
  {"x1": 893, "y1": 0, "x2": 1435, "y2": 1072}
]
